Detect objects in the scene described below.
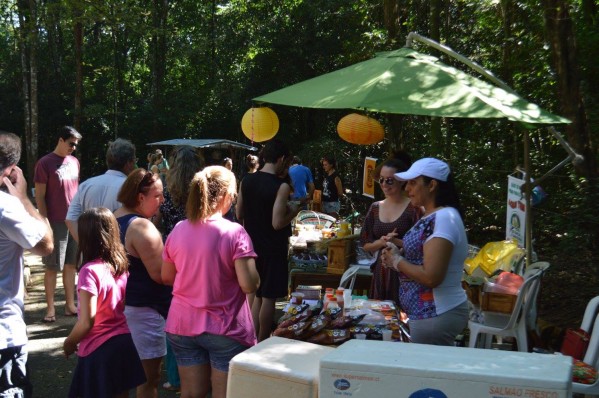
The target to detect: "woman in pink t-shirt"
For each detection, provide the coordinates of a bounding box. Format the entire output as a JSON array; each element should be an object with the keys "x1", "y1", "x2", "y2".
[
  {"x1": 162, "y1": 166, "x2": 260, "y2": 398},
  {"x1": 63, "y1": 207, "x2": 145, "y2": 397}
]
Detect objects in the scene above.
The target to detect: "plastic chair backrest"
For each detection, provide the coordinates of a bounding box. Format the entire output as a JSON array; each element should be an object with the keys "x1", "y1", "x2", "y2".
[
  {"x1": 580, "y1": 296, "x2": 599, "y2": 333},
  {"x1": 496, "y1": 269, "x2": 542, "y2": 330},
  {"x1": 523, "y1": 262, "x2": 550, "y2": 330},
  {"x1": 582, "y1": 309, "x2": 599, "y2": 369}
]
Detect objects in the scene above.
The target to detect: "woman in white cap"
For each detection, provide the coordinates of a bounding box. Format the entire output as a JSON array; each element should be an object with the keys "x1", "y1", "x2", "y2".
[{"x1": 381, "y1": 157, "x2": 468, "y2": 346}]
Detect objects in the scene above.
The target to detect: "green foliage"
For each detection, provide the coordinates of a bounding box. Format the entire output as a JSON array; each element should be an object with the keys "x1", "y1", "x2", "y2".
[{"x1": 0, "y1": 0, "x2": 597, "y2": 260}]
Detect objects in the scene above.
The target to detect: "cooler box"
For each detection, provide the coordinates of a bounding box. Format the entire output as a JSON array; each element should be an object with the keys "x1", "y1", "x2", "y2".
[
  {"x1": 319, "y1": 340, "x2": 572, "y2": 397},
  {"x1": 227, "y1": 336, "x2": 334, "y2": 398}
]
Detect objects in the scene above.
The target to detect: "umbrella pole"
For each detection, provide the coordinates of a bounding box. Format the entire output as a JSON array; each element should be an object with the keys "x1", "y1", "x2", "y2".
[{"x1": 524, "y1": 128, "x2": 533, "y2": 268}]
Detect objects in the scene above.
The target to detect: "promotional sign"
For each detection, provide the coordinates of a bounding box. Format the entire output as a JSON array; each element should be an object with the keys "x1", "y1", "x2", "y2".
[
  {"x1": 362, "y1": 157, "x2": 377, "y2": 198},
  {"x1": 506, "y1": 175, "x2": 526, "y2": 246}
]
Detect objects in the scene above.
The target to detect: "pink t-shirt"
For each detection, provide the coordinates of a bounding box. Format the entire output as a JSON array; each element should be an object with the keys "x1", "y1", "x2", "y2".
[
  {"x1": 77, "y1": 259, "x2": 130, "y2": 357},
  {"x1": 163, "y1": 217, "x2": 257, "y2": 347},
  {"x1": 34, "y1": 152, "x2": 79, "y2": 222}
]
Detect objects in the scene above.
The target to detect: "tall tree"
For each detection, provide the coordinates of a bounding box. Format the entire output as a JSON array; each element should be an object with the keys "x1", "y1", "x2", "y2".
[{"x1": 17, "y1": 0, "x2": 39, "y2": 183}]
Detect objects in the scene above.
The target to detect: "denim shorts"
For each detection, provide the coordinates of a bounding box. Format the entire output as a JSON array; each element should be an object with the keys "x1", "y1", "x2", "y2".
[
  {"x1": 166, "y1": 333, "x2": 249, "y2": 372},
  {"x1": 124, "y1": 306, "x2": 166, "y2": 360}
]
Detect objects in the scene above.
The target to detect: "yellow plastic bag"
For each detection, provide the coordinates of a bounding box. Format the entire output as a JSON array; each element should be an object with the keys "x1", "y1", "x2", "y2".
[{"x1": 464, "y1": 240, "x2": 525, "y2": 276}]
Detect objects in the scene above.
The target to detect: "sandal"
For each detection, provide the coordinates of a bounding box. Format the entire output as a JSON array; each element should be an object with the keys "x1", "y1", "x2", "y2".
[
  {"x1": 64, "y1": 309, "x2": 77, "y2": 317},
  {"x1": 42, "y1": 315, "x2": 56, "y2": 323},
  {"x1": 162, "y1": 382, "x2": 180, "y2": 392}
]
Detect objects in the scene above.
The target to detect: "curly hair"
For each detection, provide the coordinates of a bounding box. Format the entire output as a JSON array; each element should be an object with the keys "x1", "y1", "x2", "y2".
[{"x1": 166, "y1": 146, "x2": 202, "y2": 207}]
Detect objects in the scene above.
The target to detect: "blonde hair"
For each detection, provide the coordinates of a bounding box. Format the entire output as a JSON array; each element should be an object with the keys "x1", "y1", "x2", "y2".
[{"x1": 187, "y1": 166, "x2": 236, "y2": 222}]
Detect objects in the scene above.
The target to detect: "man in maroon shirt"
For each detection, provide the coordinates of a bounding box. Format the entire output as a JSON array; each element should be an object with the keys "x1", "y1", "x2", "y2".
[{"x1": 34, "y1": 126, "x2": 81, "y2": 322}]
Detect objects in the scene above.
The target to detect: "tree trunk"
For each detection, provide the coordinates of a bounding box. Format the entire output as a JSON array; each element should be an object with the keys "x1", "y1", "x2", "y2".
[
  {"x1": 151, "y1": 0, "x2": 169, "y2": 140},
  {"x1": 542, "y1": 0, "x2": 597, "y2": 178},
  {"x1": 74, "y1": 18, "x2": 83, "y2": 132},
  {"x1": 429, "y1": 0, "x2": 442, "y2": 157},
  {"x1": 17, "y1": 0, "x2": 39, "y2": 184},
  {"x1": 542, "y1": 0, "x2": 599, "y2": 251}
]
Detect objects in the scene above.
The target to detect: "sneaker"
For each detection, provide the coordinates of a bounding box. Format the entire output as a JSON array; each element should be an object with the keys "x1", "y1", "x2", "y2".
[{"x1": 162, "y1": 382, "x2": 180, "y2": 392}]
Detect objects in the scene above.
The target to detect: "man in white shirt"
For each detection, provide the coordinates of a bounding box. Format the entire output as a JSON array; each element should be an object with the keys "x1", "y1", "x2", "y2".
[
  {"x1": 1, "y1": 131, "x2": 54, "y2": 397},
  {"x1": 65, "y1": 138, "x2": 136, "y2": 241}
]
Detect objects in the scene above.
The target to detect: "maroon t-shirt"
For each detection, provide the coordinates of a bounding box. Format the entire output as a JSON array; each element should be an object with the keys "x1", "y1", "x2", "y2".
[{"x1": 34, "y1": 152, "x2": 80, "y2": 222}]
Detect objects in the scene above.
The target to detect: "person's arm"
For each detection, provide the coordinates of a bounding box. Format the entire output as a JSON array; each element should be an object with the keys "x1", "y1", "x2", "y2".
[
  {"x1": 234, "y1": 257, "x2": 260, "y2": 294},
  {"x1": 129, "y1": 219, "x2": 164, "y2": 283},
  {"x1": 334, "y1": 176, "x2": 344, "y2": 199},
  {"x1": 272, "y1": 183, "x2": 299, "y2": 230},
  {"x1": 387, "y1": 237, "x2": 453, "y2": 288},
  {"x1": 307, "y1": 182, "x2": 315, "y2": 200},
  {"x1": 4, "y1": 167, "x2": 53, "y2": 256},
  {"x1": 63, "y1": 290, "x2": 96, "y2": 358},
  {"x1": 65, "y1": 191, "x2": 83, "y2": 242},
  {"x1": 235, "y1": 182, "x2": 244, "y2": 222},
  {"x1": 161, "y1": 260, "x2": 176, "y2": 286},
  {"x1": 34, "y1": 182, "x2": 48, "y2": 218}
]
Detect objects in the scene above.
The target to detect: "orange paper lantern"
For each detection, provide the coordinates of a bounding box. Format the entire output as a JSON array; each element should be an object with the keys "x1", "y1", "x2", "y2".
[
  {"x1": 241, "y1": 107, "x2": 279, "y2": 142},
  {"x1": 337, "y1": 113, "x2": 384, "y2": 145}
]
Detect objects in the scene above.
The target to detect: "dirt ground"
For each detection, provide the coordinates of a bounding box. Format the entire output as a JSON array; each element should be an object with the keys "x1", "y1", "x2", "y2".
[{"x1": 23, "y1": 253, "x2": 180, "y2": 398}]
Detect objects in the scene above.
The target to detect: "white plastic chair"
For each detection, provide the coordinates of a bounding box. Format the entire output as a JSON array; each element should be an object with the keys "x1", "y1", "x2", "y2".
[
  {"x1": 572, "y1": 296, "x2": 599, "y2": 396},
  {"x1": 468, "y1": 268, "x2": 542, "y2": 352},
  {"x1": 523, "y1": 261, "x2": 550, "y2": 334}
]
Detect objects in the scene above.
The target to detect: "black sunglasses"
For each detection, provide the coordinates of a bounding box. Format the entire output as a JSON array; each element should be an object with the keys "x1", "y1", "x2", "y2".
[
  {"x1": 378, "y1": 177, "x2": 396, "y2": 186},
  {"x1": 68, "y1": 142, "x2": 78, "y2": 148}
]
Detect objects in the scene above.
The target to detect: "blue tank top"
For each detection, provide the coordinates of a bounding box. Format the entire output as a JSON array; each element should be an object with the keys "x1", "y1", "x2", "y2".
[{"x1": 117, "y1": 214, "x2": 172, "y2": 318}]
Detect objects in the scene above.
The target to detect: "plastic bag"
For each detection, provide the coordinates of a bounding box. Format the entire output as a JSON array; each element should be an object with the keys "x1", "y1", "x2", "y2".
[{"x1": 464, "y1": 240, "x2": 525, "y2": 276}]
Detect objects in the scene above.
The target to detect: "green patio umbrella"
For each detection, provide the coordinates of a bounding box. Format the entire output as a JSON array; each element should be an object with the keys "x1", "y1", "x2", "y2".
[{"x1": 253, "y1": 48, "x2": 569, "y2": 125}]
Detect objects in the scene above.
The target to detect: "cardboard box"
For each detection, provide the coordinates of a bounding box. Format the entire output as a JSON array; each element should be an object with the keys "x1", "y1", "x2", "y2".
[
  {"x1": 319, "y1": 340, "x2": 572, "y2": 397},
  {"x1": 480, "y1": 291, "x2": 517, "y2": 313},
  {"x1": 327, "y1": 239, "x2": 354, "y2": 275},
  {"x1": 227, "y1": 336, "x2": 334, "y2": 398}
]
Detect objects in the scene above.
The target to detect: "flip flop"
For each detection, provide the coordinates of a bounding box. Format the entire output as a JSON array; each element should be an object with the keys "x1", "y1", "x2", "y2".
[
  {"x1": 42, "y1": 315, "x2": 56, "y2": 323},
  {"x1": 64, "y1": 310, "x2": 77, "y2": 317}
]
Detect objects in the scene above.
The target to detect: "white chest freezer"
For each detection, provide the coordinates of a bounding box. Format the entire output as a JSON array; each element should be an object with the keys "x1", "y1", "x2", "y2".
[
  {"x1": 227, "y1": 336, "x2": 335, "y2": 398},
  {"x1": 319, "y1": 340, "x2": 572, "y2": 398}
]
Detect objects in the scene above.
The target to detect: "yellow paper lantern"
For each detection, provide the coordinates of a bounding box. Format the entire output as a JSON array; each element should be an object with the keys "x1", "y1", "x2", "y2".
[
  {"x1": 337, "y1": 113, "x2": 385, "y2": 145},
  {"x1": 241, "y1": 107, "x2": 279, "y2": 142}
]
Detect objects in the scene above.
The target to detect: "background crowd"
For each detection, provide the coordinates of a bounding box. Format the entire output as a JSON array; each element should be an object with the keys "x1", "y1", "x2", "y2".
[{"x1": 1, "y1": 125, "x2": 472, "y2": 398}]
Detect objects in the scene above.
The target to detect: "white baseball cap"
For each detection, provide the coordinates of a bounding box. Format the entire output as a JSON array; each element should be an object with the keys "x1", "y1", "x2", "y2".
[{"x1": 394, "y1": 158, "x2": 450, "y2": 182}]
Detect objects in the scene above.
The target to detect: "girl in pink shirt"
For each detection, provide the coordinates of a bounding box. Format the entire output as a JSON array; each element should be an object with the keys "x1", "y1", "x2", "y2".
[
  {"x1": 162, "y1": 166, "x2": 260, "y2": 398},
  {"x1": 63, "y1": 207, "x2": 145, "y2": 398}
]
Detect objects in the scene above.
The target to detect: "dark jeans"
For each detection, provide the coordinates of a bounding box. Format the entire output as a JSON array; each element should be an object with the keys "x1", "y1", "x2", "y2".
[{"x1": 0, "y1": 345, "x2": 32, "y2": 398}]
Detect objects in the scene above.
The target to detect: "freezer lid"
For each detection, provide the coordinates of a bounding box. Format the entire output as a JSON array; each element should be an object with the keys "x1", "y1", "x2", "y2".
[
  {"x1": 320, "y1": 340, "x2": 572, "y2": 389},
  {"x1": 231, "y1": 336, "x2": 335, "y2": 385}
]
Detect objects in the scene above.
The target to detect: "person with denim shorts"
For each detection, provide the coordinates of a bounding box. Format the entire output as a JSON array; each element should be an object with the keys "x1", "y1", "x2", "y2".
[
  {"x1": 1, "y1": 131, "x2": 54, "y2": 397},
  {"x1": 163, "y1": 166, "x2": 260, "y2": 398}
]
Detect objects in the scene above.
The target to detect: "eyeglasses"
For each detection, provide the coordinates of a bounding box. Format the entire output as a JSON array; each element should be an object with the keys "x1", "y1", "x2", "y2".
[
  {"x1": 378, "y1": 177, "x2": 396, "y2": 186},
  {"x1": 68, "y1": 142, "x2": 78, "y2": 148}
]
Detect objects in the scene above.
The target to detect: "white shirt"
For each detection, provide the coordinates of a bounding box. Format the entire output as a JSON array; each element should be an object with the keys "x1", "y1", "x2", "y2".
[
  {"x1": 0, "y1": 191, "x2": 47, "y2": 348},
  {"x1": 66, "y1": 169, "x2": 127, "y2": 221}
]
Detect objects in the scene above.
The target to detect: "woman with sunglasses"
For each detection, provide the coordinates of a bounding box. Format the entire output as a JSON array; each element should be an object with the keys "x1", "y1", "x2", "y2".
[
  {"x1": 381, "y1": 158, "x2": 468, "y2": 346},
  {"x1": 360, "y1": 152, "x2": 422, "y2": 304},
  {"x1": 113, "y1": 168, "x2": 171, "y2": 397}
]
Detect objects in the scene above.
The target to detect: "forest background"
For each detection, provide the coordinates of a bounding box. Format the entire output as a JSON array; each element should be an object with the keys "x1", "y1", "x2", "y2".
[{"x1": 1, "y1": 1, "x2": 598, "y2": 329}]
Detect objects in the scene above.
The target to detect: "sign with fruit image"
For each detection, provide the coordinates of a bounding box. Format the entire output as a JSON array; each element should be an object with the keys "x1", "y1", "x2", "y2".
[{"x1": 506, "y1": 175, "x2": 526, "y2": 246}]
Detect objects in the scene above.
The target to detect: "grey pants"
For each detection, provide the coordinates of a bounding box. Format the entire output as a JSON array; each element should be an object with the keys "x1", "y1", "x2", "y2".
[{"x1": 408, "y1": 301, "x2": 469, "y2": 346}]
